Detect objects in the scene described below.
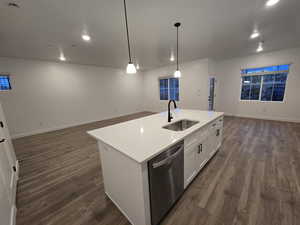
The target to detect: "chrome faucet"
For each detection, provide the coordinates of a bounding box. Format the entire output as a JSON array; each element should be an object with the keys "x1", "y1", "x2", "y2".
[{"x1": 168, "y1": 100, "x2": 177, "y2": 122}]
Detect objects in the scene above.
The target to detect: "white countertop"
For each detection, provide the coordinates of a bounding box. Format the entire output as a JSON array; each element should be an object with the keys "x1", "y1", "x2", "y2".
[{"x1": 87, "y1": 109, "x2": 224, "y2": 163}]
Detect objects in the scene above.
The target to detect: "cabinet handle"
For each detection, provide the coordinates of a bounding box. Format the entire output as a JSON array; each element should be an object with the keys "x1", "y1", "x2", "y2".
[
  {"x1": 0, "y1": 138, "x2": 5, "y2": 143},
  {"x1": 0, "y1": 121, "x2": 3, "y2": 128},
  {"x1": 216, "y1": 129, "x2": 220, "y2": 136},
  {"x1": 198, "y1": 144, "x2": 202, "y2": 154}
]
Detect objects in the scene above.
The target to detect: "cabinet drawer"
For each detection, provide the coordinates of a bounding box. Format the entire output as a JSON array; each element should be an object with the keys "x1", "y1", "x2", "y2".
[{"x1": 185, "y1": 129, "x2": 208, "y2": 148}]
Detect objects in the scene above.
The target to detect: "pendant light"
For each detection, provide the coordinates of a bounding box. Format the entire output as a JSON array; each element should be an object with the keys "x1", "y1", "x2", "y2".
[
  {"x1": 174, "y1": 22, "x2": 181, "y2": 78},
  {"x1": 257, "y1": 41, "x2": 264, "y2": 52},
  {"x1": 123, "y1": 0, "x2": 136, "y2": 74}
]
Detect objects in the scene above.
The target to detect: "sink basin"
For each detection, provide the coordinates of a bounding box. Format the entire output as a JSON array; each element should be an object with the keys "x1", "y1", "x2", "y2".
[{"x1": 163, "y1": 119, "x2": 199, "y2": 131}]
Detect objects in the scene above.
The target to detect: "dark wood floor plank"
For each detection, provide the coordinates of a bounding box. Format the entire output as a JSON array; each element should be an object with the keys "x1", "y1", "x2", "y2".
[{"x1": 14, "y1": 113, "x2": 300, "y2": 225}]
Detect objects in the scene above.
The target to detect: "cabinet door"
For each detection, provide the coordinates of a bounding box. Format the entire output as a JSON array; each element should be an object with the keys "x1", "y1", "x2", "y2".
[
  {"x1": 184, "y1": 145, "x2": 197, "y2": 188},
  {"x1": 195, "y1": 140, "x2": 208, "y2": 173}
]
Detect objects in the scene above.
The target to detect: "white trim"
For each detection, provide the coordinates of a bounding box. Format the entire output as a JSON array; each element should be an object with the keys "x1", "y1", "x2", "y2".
[
  {"x1": 224, "y1": 113, "x2": 300, "y2": 123},
  {"x1": 10, "y1": 205, "x2": 17, "y2": 225}
]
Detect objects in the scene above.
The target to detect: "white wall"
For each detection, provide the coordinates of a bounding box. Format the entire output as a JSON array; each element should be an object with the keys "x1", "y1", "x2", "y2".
[
  {"x1": 215, "y1": 47, "x2": 300, "y2": 122},
  {"x1": 142, "y1": 59, "x2": 211, "y2": 112},
  {"x1": 0, "y1": 57, "x2": 143, "y2": 138}
]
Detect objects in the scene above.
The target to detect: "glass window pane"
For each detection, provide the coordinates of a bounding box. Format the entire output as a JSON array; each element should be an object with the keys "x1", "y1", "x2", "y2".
[
  {"x1": 0, "y1": 76, "x2": 11, "y2": 90},
  {"x1": 169, "y1": 78, "x2": 179, "y2": 101},
  {"x1": 261, "y1": 84, "x2": 273, "y2": 101},
  {"x1": 261, "y1": 74, "x2": 274, "y2": 101},
  {"x1": 159, "y1": 79, "x2": 168, "y2": 100},
  {"x1": 250, "y1": 84, "x2": 260, "y2": 100},
  {"x1": 249, "y1": 75, "x2": 261, "y2": 100},
  {"x1": 241, "y1": 84, "x2": 250, "y2": 100},
  {"x1": 272, "y1": 73, "x2": 287, "y2": 101},
  {"x1": 242, "y1": 64, "x2": 290, "y2": 75},
  {"x1": 272, "y1": 83, "x2": 285, "y2": 101},
  {"x1": 242, "y1": 76, "x2": 251, "y2": 84}
]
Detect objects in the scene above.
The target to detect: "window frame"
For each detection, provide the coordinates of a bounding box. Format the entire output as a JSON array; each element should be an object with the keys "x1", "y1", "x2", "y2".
[
  {"x1": 158, "y1": 76, "x2": 180, "y2": 101},
  {"x1": 239, "y1": 64, "x2": 290, "y2": 103},
  {"x1": 0, "y1": 74, "x2": 12, "y2": 91}
]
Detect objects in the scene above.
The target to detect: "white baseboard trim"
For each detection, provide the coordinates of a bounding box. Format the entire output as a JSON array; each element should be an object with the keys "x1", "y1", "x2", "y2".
[
  {"x1": 11, "y1": 111, "x2": 148, "y2": 139},
  {"x1": 224, "y1": 113, "x2": 300, "y2": 123},
  {"x1": 10, "y1": 205, "x2": 17, "y2": 225},
  {"x1": 11, "y1": 118, "x2": 103, "y2": 139}
]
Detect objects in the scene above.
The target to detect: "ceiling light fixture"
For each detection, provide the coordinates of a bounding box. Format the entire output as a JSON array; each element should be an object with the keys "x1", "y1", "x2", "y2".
[
  {"x1": 59, "y1": 53, "x2": 66, "y2": 61},
  {"x1": 250, "y1": 30, "x2": 260, "y2": 39},
  {"x1": 123, "y1": 0, "x2": 136, "y2": 74},
  {"x1": 136, "y1": 63, "x2": 140, "y2": 70},
  {"x1": 82, "y1": 34, "x2": 91, "y2": 42},
  {"x1": 266, "y1": 0, "x2": 280, "y2": 7},
  {"x1": 256, "y1": 41, "x2": 264, "y2": 52},
  {"x1": 170, "y1": 53, "x2": 175, "y2": 62},
  {"x1": 174, "y1": 22, "x2": 181, "y2": 78}
]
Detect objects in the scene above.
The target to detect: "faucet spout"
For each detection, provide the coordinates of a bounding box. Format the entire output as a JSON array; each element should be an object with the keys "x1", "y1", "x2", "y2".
[{"x1": 168, "y1": 100, "x2": 177, "y2": 122}]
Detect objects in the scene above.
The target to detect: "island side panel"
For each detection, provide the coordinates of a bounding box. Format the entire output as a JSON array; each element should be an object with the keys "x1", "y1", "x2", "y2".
[{"x1": 97, "y1": 141, "x2": 151, "y2": 225}]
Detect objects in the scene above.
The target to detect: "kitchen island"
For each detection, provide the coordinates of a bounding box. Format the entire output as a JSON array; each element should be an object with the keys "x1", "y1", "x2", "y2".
[{"x1": 88, "y1": 109, "x2": 224, "y2": 225}]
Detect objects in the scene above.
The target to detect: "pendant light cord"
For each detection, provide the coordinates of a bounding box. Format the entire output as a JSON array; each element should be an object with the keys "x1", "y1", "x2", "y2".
[
  {"x1": 124, "y1": 0, "x2": 132, "y2": 63},
  {"x1": 176, "y1": 26, "x2": 179, "y2": 70}
]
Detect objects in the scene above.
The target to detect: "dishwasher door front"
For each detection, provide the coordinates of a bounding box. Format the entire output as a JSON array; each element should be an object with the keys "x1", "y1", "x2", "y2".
[{"x1": 148, "y1": 141, "x2": 184, "y2": 225}]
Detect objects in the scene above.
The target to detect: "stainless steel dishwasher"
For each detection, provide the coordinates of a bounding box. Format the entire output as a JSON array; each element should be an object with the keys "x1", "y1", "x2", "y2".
[{"x1": 148, "y1": 141, "x2": 184, "y2": 225}]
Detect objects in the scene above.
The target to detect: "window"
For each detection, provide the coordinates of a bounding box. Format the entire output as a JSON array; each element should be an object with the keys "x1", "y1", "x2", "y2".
[
  {"x1": 0, "y1": 75, "x2": 11, "y2": 91},
  {"x1": 240, "y1": 64, "x2": 290, "y2": 102},
  {"x1": 159, "y1": 78, "x2": 179, "y2": 101}
]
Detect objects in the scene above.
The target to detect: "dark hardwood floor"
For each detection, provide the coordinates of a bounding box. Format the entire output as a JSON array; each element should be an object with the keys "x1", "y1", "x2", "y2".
[{"x1": 13, "y1": 113, "x2": 300, "y2": 225}]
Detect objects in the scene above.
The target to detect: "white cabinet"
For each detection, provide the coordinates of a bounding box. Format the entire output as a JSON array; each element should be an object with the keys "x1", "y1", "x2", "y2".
[
  {"x1": 183, "y1": 116, "x2": 223, "y2": 188},
  {"x1": 184, "y1": 142, "x2": 199, "y2": 188}
]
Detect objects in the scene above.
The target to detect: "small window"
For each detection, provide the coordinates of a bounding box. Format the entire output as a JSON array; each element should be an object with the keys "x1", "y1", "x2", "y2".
[
  {"x1": 159, "y1": 77, "x2": 179, "y2": 101},
  {"x1": 0, "y1": 75, "x2": 11, "y2": 91},
  {"x1": 240, "y1": 64, "x2": 290, "y2": 102}
]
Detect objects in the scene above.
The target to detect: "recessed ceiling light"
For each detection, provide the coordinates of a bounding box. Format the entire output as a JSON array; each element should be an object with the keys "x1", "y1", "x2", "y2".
[
  {"x1": 250, "y1": 30, "x2": 260, "y2": 39},
  {"x1": 59, "y1": 54, "x2": 66, "y2": 61},
  {"x1": 81, "y1": 34, "x2": 91, "y2": 42},
  {"x1": 266, "y1": 0, "x2": 280, "y2": 7}
]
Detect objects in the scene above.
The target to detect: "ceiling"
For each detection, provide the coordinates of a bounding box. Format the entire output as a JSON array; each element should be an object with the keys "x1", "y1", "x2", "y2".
[{"x1": 1, "y1": 0, "x2": 300, "y2": 70}]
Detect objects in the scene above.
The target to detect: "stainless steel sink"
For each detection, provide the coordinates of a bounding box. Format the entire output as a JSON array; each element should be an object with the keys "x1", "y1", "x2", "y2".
[{"x1": 163, "y1": 119, "x2": 199, "y2": 131}]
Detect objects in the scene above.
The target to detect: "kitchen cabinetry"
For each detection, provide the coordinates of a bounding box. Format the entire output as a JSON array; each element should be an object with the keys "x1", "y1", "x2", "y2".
[
  {"x1": 88, "y1": 110, "x2": 224, "y2": 225},
  {"x1": 184, "y1": 116, "x2": 223, "y2": 188}
]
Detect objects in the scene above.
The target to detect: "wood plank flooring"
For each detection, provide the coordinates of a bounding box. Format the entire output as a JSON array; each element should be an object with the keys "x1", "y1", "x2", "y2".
[{"x1": 13, "y1": 113, "x2": 300, "y2": 225}]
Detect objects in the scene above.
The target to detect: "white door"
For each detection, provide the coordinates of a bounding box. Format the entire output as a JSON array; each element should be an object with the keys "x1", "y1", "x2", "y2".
[
  {"x1": 0, "y1": 174, "x2": 11, "y2": 225},
  {"x1": 0, "y1": 136, "x2": 15, "y2": 204},
  {"x1": 0, "y1": 103, "x2": 16, "y2": 169},
  {"x1": 208, "y1": 77, "x2": 216, "y2": 111},
  {"x1": 0, "y1": 102, "x2": 17, "y2": 225}
]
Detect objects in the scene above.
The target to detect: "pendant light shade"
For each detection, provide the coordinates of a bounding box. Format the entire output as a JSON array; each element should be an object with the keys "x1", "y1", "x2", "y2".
[
  {"x1": 126, "y1": 63, "x2": 137, "y2": 74},
  {"x1": 174, "y1": 22, "x2": 181, "y2": 78},
  {"x1": 174, "y1": 70, "x2": 181, "y2": 78},
  {"x1": 123, "y1": 0, "x2": 136, "y2": 74}
]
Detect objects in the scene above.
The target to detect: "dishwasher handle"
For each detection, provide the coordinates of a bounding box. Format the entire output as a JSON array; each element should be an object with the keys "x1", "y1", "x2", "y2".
[{"x1": 152, "y1": 145, "x2": 183, "y2": 169}]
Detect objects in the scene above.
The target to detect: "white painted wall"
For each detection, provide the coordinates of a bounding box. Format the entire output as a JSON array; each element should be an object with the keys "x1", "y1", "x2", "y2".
[
  {"x1": 142, "y1": 59, "x2": 211, "y2": 112},
  {"x1": 214, "y1": 47, "x2": 300, "y2": 122},
  {"x1": 0, "y1": 57, "x2": 143, "y2": 138},
  {"x1": 1, "y1": 47, "x2": 300, "y2": 138}
]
